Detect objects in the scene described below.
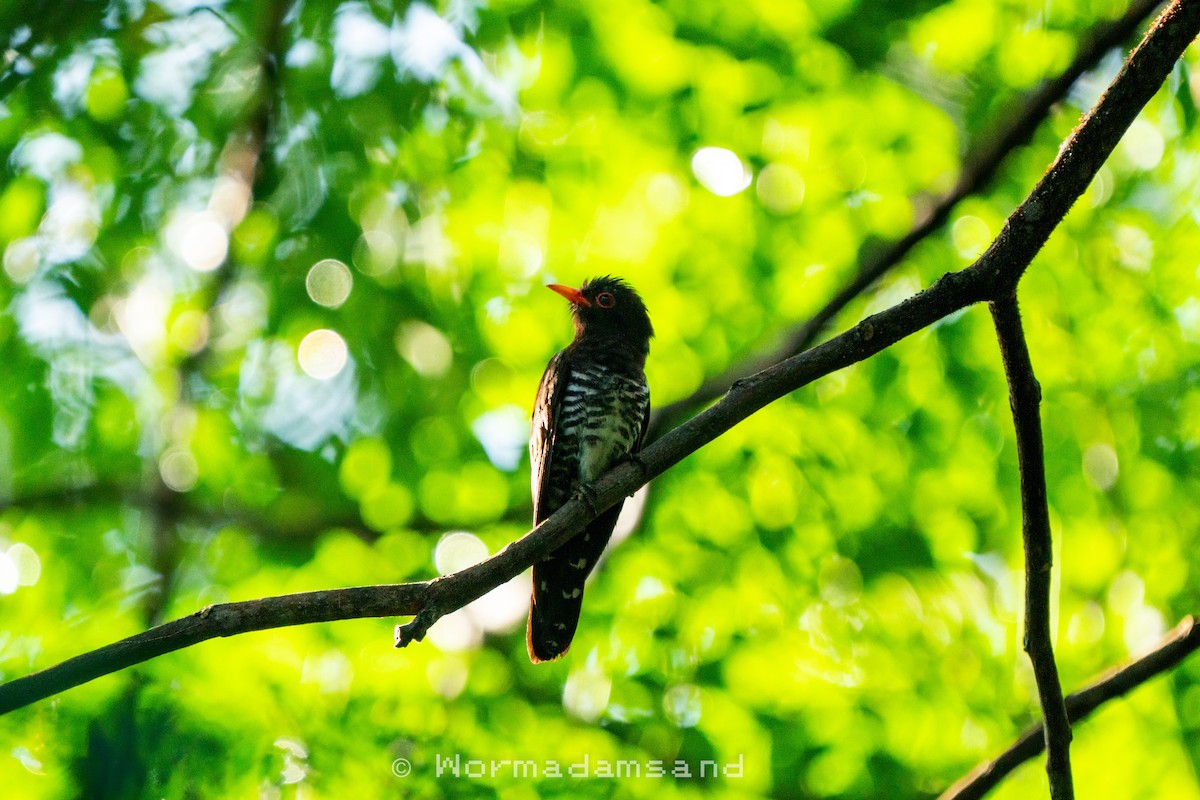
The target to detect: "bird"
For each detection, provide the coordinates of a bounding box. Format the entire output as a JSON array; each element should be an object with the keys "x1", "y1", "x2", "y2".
[{"x1": 527, "y1": 276, "x2": 653, "y2": 663}]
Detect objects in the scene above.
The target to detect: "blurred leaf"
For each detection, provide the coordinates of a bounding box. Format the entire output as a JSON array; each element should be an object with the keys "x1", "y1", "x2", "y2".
[{"x1": 1176, "y1": 61, "x2": 1197, "y2": 134}]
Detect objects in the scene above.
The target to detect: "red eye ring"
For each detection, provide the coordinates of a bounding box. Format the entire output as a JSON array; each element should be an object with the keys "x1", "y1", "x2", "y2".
[{"x1": 596, "y1": 292, "x2": 616, "y2": 308}]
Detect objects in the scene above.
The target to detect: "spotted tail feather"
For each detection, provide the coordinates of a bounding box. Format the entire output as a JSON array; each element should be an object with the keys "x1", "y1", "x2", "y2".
[{"x1": 527, "y1": 504, "x2": 622, "y2": 662}]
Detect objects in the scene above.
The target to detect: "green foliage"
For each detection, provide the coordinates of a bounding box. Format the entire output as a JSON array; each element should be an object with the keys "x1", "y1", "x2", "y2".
[{"x1": 2, "y1": 0, "x2": 1199, "y2": 798}]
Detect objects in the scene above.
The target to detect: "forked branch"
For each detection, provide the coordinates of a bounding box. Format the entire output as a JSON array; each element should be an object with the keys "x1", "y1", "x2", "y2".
[{"x1": 941, "y1": 616, "x2": 1200, "y2": 800}]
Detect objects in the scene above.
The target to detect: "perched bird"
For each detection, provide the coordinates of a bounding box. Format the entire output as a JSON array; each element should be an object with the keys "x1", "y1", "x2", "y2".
[{"x1": 527, "y1": 276, "x2": 653, "y2": 662}]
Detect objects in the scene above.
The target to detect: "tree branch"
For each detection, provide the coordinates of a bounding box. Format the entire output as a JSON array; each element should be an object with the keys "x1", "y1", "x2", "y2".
[
  {"x1": 990, "y1": 293, "x2": 1074, "y2": 798},
  {"x1": 980, "y1": 0, "x2": 1199, "y2": 294},
  {"x1": 1, "y1": 0, "x2": 1196, "y2": 732},
  {"x1": 649, "y1": 0, "x2": 1166, "y2": 436},
  {"x1": 0, "y1": 584, "x2": 426, "y2": 715},
  {"x1": 940, "y1": 615, "x2": 1200, "y2": 800}
]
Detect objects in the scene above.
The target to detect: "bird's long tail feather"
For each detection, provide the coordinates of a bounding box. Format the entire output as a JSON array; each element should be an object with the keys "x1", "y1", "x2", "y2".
[{"x1": 527, "y1": 504, "x2": 621, "y2": 662}]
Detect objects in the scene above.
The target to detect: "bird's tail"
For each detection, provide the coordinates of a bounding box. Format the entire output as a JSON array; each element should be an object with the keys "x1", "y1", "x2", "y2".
[
  {"x1": 526, "y1": 505, "x2": 620, "y2": 662},
  {"x1": 527, "y1": 566, "x2": 584, "y2": 663}
]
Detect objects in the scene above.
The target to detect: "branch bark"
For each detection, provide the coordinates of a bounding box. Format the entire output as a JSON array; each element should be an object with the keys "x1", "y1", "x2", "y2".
[
  {"x1": 0, "y1": 584, "x2": 425, "y2": 715},
  {"x1": 940, "y1": 616, "x2": 1200, "y2": 800},
  {"x1": 649, "y1": 0, "x2": 1167, "y2": 436},
  {"x1": 990, "y1": 293, "x2": 1074, "y2": 798}
]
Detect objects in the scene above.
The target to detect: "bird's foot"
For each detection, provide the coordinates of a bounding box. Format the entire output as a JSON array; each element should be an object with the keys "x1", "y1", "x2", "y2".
[
  {"x1": 626, "y1": 452, "x2": 651, "y2": 487},
  {"x1": 572, "y1": 482, "x2": 601, "y2": 517}
]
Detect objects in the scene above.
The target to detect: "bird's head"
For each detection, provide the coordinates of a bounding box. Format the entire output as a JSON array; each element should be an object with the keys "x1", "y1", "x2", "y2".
[{"x1": 547, "y1": 276, "x2": 654, "y2": 349}]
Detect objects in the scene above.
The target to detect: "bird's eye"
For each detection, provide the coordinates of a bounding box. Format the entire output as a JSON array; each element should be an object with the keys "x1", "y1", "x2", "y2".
[{"x1": 596, "y1": 292, "x2": 616, "y2": 308}]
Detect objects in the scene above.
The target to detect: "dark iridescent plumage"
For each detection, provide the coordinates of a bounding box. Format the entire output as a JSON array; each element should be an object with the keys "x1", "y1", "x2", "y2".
[{"x1": 528, "y1": 276, "x2": 652, "y2": 662}]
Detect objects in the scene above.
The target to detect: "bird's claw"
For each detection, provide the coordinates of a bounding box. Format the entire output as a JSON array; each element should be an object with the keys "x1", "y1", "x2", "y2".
[
  {"x1": 627, "y1": 452, "x2": 650, "y2": 485},
  {"x1": 572, "y1": 483, "x2": 601, "y2": 516}
]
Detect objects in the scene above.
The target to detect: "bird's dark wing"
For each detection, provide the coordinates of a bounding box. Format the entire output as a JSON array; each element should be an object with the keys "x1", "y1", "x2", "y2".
[
  {"x1": 531, "y1": 349, "x2": 568, "y2": 524},
  {"x1": 528, "y1": 347, "x2": 593, "y2": 663}
]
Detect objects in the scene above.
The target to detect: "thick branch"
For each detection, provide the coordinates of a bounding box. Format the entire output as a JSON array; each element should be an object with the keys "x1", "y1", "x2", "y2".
[
  {"x1": 1, "y1": 0, "x2": 1196, "y2": 720},
  {"x1": 941, "y1": 616, "x2": 1200, "y2": 800},
  {"x1": 977, "y1": 0, "x2": 1199, "y2": 293},
  {"x1": 991, "y1": 293, "x2": 1074, "y2": 798},
  {"x1": 649, "y1": 0, "x2": 1166, "y2": 436}
]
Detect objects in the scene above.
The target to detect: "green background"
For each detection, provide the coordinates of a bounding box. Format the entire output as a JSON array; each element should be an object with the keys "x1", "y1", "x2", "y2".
[{"x1": 1, "y1": 0, "x2": 1199, "y2": 797}]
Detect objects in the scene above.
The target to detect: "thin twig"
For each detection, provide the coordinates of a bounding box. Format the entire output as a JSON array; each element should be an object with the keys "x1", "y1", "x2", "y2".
[
  {"x1": 0, "y1": 584, "x2": 426, "y2": 715},
  {"x1": 990, "y1": 292, "x2": 1074, "y2": 798},
  {"x1": 940, "y1": 616, "x2": 1200, "y2": 800}
]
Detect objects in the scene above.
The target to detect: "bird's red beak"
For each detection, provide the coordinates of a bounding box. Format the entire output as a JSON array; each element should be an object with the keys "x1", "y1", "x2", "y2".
[{"x1": 546, "y1": 283, "x2": 591, "y2": 307}]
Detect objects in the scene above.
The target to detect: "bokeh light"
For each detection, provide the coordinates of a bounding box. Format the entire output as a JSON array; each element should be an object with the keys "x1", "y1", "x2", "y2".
[
  {"x1": 756, "y1": 163, "x2": 805, "y2": 214},
  {"x1": 169, "y1": 309, "x2": 210, "y2": 354},
  {"x1": 563, "y1": 667, "x2": 612, "y2": 722},
  {"x1": 0, "y1": 552, "x2": 17, "y2": 595},
  {"x1": 428, "y1": 609, "x2": 484, "y2": 652},
  {"x1": 952, "y1": 215, "x2": 992, "y2": 259},
  {"x1": 166, "y1": 209, "x2": 229, "y2": 272},
  {"x1": 1120, "y1": 118, "x2": 1165, "y2": 170},
  {"x1": 305, "y1": 259, "x2": 354, "y2": 308},
  {"x1": 663, "y1": 683, "x2": 702, "y2": 727},
  {"x1": 159, "y1": 447, "x2": 199, "y2": 492},
  {"x1": 115, "y1": 276, "x2": 171, "y2": 365},
  {"x1": 1083, "y1": 443, "x2": 1120, "y2": 491},
  {"x1": 209, "y1": 174, "x2": 252, "y2": 227},
  {"x1": 3, "y1": 239, "x2": 39, "y2": 283},
  {"x1": 465, "y1": 575, "x2": 530, "y2": 633},
  {"x1": 352, "y1": 230, "x2": 401, "y2": 277},
  {"x1": 396, "y1": 320, "x2": 452, "y2": 377},
  {"x1": 0, "y1": 543, "x2": 42, "y2": 594},
  {"x1": 691, "y1": 147, "x2": 752, "y2": 196},
  {"x1": 434, "y1": 531, "x2": 489, "y2": 576},
  {"x1": 426, "y1": 655, "x2": 469, "y2": 698},
  {"x1": 339, "y1": 437, "x2": 392, "y2": 499},
  {"x1": 360, "y1": 482, "x2": 414, "y2": 530},
  {"x1": 297, "y1": 329, "x2": 348, "y2": 379}
]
